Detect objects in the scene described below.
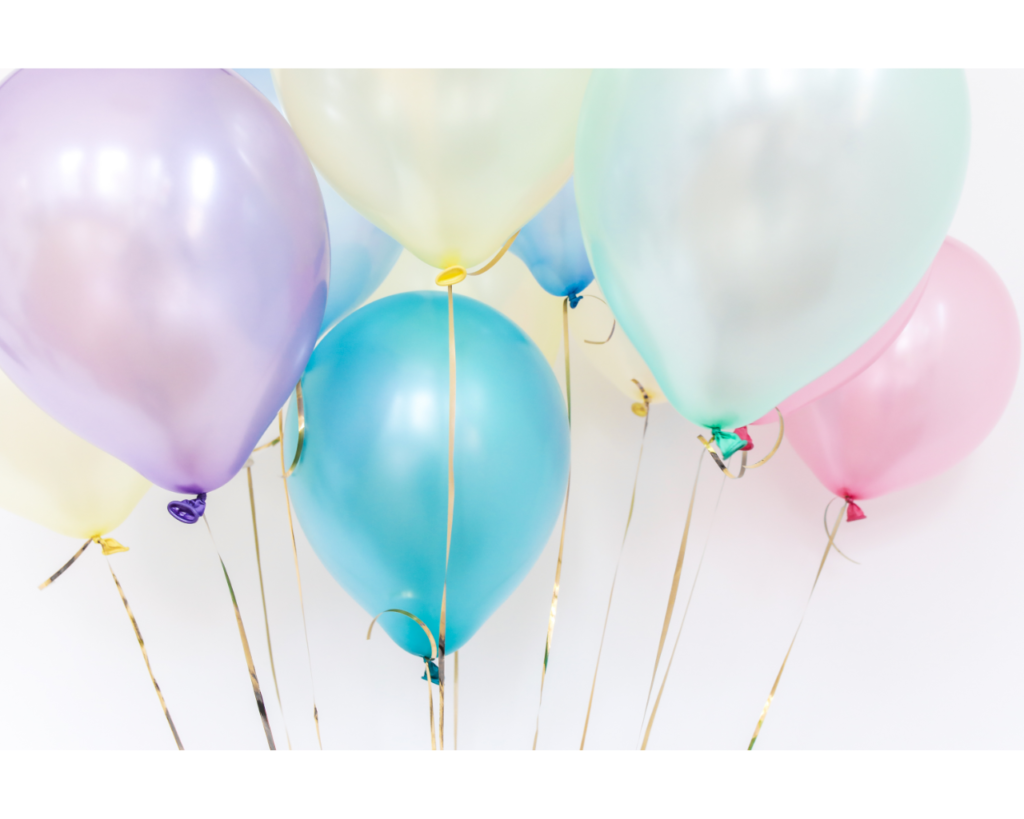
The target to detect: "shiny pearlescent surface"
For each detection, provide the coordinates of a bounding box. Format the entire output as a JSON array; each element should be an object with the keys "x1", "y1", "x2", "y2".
[
  {"x1": 787, "y1": 238, "x2": 1020, "y2": 500},
  {"x1": 576, "y1": 69, "x2": 971, "y2": 429},
  {"x1": 275, "y1": 69, "x2": 591, "y2": 270},
  {"x1": 285, "y1": 292, "x2": 570, "y2": 657},
  {"x1": 0, "y1": 69, "x2": 329, "y2": 492}
]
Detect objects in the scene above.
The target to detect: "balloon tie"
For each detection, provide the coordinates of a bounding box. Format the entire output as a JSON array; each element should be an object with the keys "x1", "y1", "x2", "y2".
[
  {"x1": 580, "y1": 382, "x2": 652, "y2": 749},
  {"x1": 567, "y1": 291, "x2": 583, "y2": 309},
  {"x1": 845, "y1": 497, "x2": 867, "y2": 522},
  {"x1": 698, "y1": 408, "x2": 785, "y2": 479},
  {"x1": 167, "y1": 493, "x2": 207, "y2": 524},
  {"x1": 747, "y1": 499, "x2": 847, "y2": 750}
]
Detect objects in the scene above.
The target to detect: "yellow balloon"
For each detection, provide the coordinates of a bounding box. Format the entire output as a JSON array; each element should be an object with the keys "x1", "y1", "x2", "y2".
[
  {"x1": 367, "y1": 250, "x2": 563, "y2": 368},
  {"x1": 0, "y1": 370, "x2": 150, "y2": 539},
  {"x1": 571, "y1": 281, "x2": 666, "y2": 406},
  {"x1": 273, "y1": 69, "x2": 592, "y2": 270}
]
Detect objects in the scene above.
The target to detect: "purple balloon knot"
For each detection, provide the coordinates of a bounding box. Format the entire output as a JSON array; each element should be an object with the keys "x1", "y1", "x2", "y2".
[
  {"x1": 567, "y1": 292, "x2": 583, "y2": 309},
  {"x1": 167, "y1": 493, "x2": 208, "y2": 524}
]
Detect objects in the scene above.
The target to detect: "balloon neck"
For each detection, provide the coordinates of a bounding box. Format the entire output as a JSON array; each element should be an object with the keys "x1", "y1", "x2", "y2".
[
  {"x1": 845, "y1": 498, "x2": 867, "y2": 522},
  {"x1": 711, "y1": 427, "x2": 750, "y2": 459},
  {"x1": 567, "y1": 291, "x2": 583, "y2": 309},
  {"x1": 421, "y1": 658, "x2": 440, "y2": 685},
  {"x1": 167, "y1": 493, "x2": 208, "y2": 524}
]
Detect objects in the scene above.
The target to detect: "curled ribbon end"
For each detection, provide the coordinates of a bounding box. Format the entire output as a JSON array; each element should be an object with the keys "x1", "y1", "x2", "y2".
[
  {"x1": 734, "y1": 426, "x2": 754, "y2": 451},
  {"x1": 167, "y1": 493, "x2": 208, "y2": 524},
  {"x1": 846, "y1": 499, "x2": 867, "y2": 522}
]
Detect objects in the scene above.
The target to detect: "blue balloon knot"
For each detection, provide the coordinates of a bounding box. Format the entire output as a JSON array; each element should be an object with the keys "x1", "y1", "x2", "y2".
[
  {"x1": 421, "y1": 659, "x2": 440, "y2": 685},
  {"x1": 567, "y1": 292, "x2": 583, "y2": 309},
  {"x1": 167, "y1": 493, "x2": 208, "y2": 524}
]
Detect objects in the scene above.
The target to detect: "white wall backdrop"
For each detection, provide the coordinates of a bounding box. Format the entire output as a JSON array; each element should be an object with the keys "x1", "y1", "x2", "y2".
[{"x1": 1, "y1": 69, "x2": 1022, "y2": 751}]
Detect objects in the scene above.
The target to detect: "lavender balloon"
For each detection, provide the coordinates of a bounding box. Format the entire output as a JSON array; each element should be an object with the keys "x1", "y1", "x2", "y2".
[{"x1": 0, "y1": 69, "x2": 329, "y2": 494}]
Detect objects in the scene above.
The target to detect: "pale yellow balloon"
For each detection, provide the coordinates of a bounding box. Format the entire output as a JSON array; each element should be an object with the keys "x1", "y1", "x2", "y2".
[
  {"x1": 570, "y1": 280, "x2": 666, "y2": 405},
  {"x1": 0, "y1": 371, "x2": 150, "y2": 539},
  {"x1": 368, "y1": 250, "x2": 562, "y2": 368},
  {"x1": 273, "y1": 69, "x2": 592, "y2": 270}
]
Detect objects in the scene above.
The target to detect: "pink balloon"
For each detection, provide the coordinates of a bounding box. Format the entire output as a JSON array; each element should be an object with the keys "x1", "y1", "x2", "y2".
[
  {"x1": 787, "y1": 238, "x2": 1019, "y2": 501},
  {"x1": 0, "y1": 70, "x2": 329, "y2": 495},
  {"x1": 752, "y1": 265, "x2": 932, "y2": 425}
]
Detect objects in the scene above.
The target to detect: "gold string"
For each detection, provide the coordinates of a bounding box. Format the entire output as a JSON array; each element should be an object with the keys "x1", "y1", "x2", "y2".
[
  {"x1": 204, "y1": 517, "x2": 276, "y2": 750},
  {"x1": 747, "y1": 501, "x2": 846, "y2": 750},
  {"x1": 286, "y1": 381, "x2": 305, "y2": 477},
  {"x1": 532, "y1": 296, "x2": 573, "y2": 750},
  {"x1": 432, "y1": 232, "x2": 520, "y2": 749},
  {"x1": 107, "y1": 559, "x2": 184, "y2": 750},
  {"x1": 246, "y1": 460, "x2": 292, "y2": 750},
  {"x1": 425, "y1": 659, "x2": 437, "y2": 750},
  {"x1": 697, "y1": 408, "x2": 784, "y2": 479},
  {"x1": 38, "y1": 538, "x2": 93, "y2": 589},
  {"x1": 637, "y1": 447, "x2": 706, "y2": 743},
  {"x1": 580, "y1": 382, "x2": 652, "y2": 750},
  {"x1": 577, "y1": 294, "x2": 616, "y2": 346},
  {"x1": 367, "y1": 609, "x2": 439, "y2": 751},
  {"x1": 454, "y1": 650, "x2": 459, "y2": 751},
  {"x1": 436, "y1": 283, "x2": 457, "y2": 751},
  {"x1": 277, "y1": 410, "x2": 323, "y2": 749},
  {"x1": 640, "y1": 471, "x2": 728, "y2": 749}
]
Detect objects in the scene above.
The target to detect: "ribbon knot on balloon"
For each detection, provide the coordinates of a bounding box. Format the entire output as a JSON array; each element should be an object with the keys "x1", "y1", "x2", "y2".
[
  {"x1": 845, "y1": 498, "x2": 867, "y2": 522},
  {"x1": 567, "y1": 291, "x2": 583, "y2": 309},
  {"x1": 167, "y1": 493, "x2": 208, "y2": 524},
  {"x1": 711, "y1": 428, "x2": 751, "y2": 460},
  {"x1": 421, "y1": 659, "x2": 440, "y2": 685}
]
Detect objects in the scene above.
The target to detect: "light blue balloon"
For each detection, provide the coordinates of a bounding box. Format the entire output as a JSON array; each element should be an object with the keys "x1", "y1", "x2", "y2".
[
  {"x1": 235, "y1": 69, "x2": 402, "y2": 336},
  {"x1": 512, "y1": 176, "x2": 594, "y2": 300},
  {"x1": 284, "y1": 292, "x2": 570, "y2": 657},
  {"x1": 575, "y1": 70, "x2": 970, "y2": 429}
]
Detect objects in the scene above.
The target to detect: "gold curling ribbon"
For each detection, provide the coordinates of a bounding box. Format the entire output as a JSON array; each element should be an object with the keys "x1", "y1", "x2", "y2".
[
  {"x1": 580, "y1": 380, "x2": 652, "y2": 750},
  {"x1": 433, "y1": 233, "x2": 519, "y2": 751},
  {"x1": 367, "y1": 609, "x2": 439, "y2": 751},
  {"x1": 39, "y1": 537, "x2": 183, "y2": 749},
  {"x1": 454, "y1": 650, "x2": 459, "y2": 751},
  {"x1": 276, "y1": 409, "x2": 323, "y2": 749},
  {"x1": 286, "y1": 380, "x2": 305, "y2": 477},
  {"x1": 204, "y1": 517, "x2": 276, "y2": 750},
  {"x1": 747, "y1": 500, "x2": 846, "y2": 750},
  {"x1": 636, "y1": 447, "x2": 706, "y2": 743},
  {"x1": 246, "y1": 459, "x2": 292, "y2": 750},
  {"x1": 697, "y1": 408, "x2": 785, "y2": 479},
  {"x1": 107, "y1": 559, "x2": 184, "y2": 750},
  {"x1": 532, "y1": 296, "x2": 574, "y2": 750},
  {"x1": 640, "y1": 472, "x2": 728, "y2": 749},
  {"x1": 579, "y1": 294, "x2": 617, "y2": 346}
]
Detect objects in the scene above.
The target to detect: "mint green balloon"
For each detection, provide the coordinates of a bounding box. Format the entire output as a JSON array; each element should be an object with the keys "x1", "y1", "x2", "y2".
[{"x1": 575, "y1": 70, "x2": 970, "y2": 429}]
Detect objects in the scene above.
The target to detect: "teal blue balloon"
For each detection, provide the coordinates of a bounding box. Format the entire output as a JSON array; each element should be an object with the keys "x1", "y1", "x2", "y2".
[
  {"x1": 284, "y1": 292, "x2": 569, "y2": 657},
  {"x1": 512, "y1": 176, "x2": 594, "y2": 300},
  {"x1": 575, "y1": 70, "x2": 970, "y2": 429},
  {"x1": 235, "y1": 69, "x2": 401, "y2": 336}
]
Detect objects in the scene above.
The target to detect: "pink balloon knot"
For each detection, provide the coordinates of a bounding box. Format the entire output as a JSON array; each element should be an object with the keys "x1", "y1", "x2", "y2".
[
  {"x1": 167, "y1": 493, "x2": 208, "y2": 524},
  {"x1": 845, "y1": 498, "x2": 866, "y2": 522},
  {"x1": 734, "y1": 426, "x2": 754, "y2": 451}
]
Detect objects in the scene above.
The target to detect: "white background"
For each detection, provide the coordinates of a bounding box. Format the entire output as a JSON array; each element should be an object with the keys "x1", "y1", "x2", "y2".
[{"x1": 0, "y1": 70, "x2": 1022, "y2": 752}]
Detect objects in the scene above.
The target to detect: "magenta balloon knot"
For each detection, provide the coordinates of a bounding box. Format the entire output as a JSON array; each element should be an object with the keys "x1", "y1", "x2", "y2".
[
  {"x1": 567, "y1": 292, "x2": 583, "y2": 309},
  {"x1": 845, "y1": 498, "x2": 866, "y2": 522},
  {"x1": 167, "y1": 493, "x2": 208, "y2": 524},
  {"x1": 734, "y1": 426, "x2": 754, "y2": 451}
]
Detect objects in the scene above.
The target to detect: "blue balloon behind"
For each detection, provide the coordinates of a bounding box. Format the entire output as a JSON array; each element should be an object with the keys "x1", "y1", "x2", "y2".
[
  {"x1": 284, "y1": 292, "x2": 570, "y2": 657},
  {"x1": 235, "y1": 69, "x2": 402, "y2": 336},
  {"x1": 511, "y1": 176, "x2": 594, "y2": 299}
]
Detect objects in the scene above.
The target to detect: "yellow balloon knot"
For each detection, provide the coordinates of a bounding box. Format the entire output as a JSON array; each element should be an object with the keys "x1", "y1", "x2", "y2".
[
  {"x1": 98, "y1": 537, "x2": 129, "y2": 556},
  {"x1": 631, "y1": 402, "x2": 648, "y2": 417},
  {"x1": 435, "y1": 266, "x2": 467, "y2": 287}
]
